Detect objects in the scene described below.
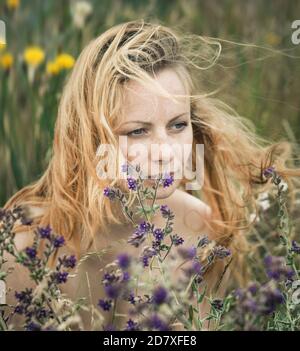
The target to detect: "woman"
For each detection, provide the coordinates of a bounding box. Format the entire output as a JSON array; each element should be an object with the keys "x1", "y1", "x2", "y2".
[{"x1": 2, "y1": 19, "x2": 300, "y2": 330}]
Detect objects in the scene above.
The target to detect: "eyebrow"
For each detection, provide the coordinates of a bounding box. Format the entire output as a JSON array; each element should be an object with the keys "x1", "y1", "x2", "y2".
[{"x1": 121, "y1": 112, "x2": 189, "y2": 126}]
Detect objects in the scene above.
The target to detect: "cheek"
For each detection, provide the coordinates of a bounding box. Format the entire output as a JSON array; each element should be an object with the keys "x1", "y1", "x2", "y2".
[
  {"x1": 120, "y1": 140, "x2": 148, "y2": 164},
  {"x1": 185, "y1": 124, "x2": 194, "y2": 144},
  {"x1": 172, "y1": 126, "x2": 193, "y2": 156}
]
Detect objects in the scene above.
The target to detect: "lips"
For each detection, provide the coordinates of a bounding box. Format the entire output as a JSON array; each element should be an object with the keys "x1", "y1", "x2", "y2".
[{"x1": 145, "y1": 171, "x2": 175, "y2": 179}]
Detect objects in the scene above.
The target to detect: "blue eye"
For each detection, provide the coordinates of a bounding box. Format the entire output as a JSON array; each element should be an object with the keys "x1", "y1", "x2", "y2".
[
  {"x1": 126, "y1": 121, "x2": 188, "y2": 137},
  {"x1": 127, "y1": 128, "x2": 147, "y2": 137},
  {"x1": 172, "y1": 122, "x2": 188, "y2": 130}
]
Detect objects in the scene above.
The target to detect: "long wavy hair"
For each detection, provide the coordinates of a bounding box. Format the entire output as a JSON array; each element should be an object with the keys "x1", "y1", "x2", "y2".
[{"x1": 4, "y1": 19, "x2": 300, "y2": 292}]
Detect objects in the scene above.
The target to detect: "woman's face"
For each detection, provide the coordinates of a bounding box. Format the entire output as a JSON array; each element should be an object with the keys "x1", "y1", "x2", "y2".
[{"x1": 115, "y1": 68, "x2": 193, "y2": 199}]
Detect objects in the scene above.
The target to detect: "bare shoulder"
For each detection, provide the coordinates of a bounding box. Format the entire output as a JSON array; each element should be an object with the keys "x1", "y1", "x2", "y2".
[
  {"x1": 174, "y1": 189, "x2": 212, "y2": 233},
  {"x1": 173, "y1": 189, "x2": 212, "y2": 217}
]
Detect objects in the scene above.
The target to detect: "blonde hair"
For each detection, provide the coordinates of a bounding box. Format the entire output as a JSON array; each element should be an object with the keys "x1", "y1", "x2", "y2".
[{"x1": 4, "y1": 19, "x2": 300, "y2": 291}]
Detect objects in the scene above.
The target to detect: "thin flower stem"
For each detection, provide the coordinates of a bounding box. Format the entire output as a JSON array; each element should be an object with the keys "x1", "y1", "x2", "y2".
[
  {"x1": 162, "y1": 240, "x2": 174, "y2": 262},
  {"x1": 111, "y1": 298, "x2": 117, "y2": 325},
  {"x1": 136, "y1": 184, "x2": 150, "y2": 223},
  {"x1": 150, "y1": 175, "x2": 161, "y2": 210}
]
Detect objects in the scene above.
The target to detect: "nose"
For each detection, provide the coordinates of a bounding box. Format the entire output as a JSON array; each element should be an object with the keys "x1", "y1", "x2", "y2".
[{"x1": 149, "y1": 132, "x2": 175, "y2": 174}]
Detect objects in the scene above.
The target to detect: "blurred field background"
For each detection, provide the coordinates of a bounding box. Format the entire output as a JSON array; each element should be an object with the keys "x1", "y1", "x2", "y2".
[{"x1": 0, "y1": 0, "x2": 300, "y2": 206}]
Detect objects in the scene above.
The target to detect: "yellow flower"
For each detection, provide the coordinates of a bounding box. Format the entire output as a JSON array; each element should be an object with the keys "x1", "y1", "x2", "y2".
[
  {"x1": 46, "y1": 60, "x2": 60, "y2": 75},
  {"x1": 55, "y1": 53, "x2": 75, "y2": 70},
  {"x1": 0, "y1": 52, "x2": 14, "y2": 70},
  {"x1": 23, "y1": 46, "x2": 45, "y2": 67},
  {"x1": 45, "y1": 53, "x2": 75, "y2": 76},
  {"x1": 6, "y1": 0, "x2": 20, "y2": 10}
]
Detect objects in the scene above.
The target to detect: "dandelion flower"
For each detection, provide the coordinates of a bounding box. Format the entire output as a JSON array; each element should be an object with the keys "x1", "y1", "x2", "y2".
[
  {"x1": 55, "y1": 53, "x2": 75, "y2": 70},
  {"x1": 46, "y1": 60, "x2": 60, "y2": 75},
  {"x1": 23, "y1": 46, "x2": 45, "y2": 67},
  {"x1": 6, "y1": 0, "x2": 20, "y2": 10},
  {"x1": 0, "y1": 52, "x2": 13, "y2": 70}
]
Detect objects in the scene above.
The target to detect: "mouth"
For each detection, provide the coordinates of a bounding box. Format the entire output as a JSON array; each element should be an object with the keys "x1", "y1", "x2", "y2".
[{"x1": 145, "y1": 171, "x2": 175, "y2": 180}]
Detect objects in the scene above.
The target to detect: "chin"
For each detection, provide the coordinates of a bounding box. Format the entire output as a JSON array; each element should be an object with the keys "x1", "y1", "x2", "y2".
[{"x1": 149, "y1": 179, "x2": 181, "y2": 200}]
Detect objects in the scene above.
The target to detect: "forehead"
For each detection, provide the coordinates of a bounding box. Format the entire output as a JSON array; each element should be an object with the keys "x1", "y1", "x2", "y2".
[{"x1": 120, "y1": 68, "x2": 189, "y2": 121}]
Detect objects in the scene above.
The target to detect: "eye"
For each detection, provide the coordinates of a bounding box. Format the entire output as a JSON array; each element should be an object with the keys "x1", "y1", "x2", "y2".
[
  {"x1": 171, "y1": 121, "x2": 188, "y2": 131},
  {"x1": 127, "y1": 128, "x2": 147, "y2": 137}
]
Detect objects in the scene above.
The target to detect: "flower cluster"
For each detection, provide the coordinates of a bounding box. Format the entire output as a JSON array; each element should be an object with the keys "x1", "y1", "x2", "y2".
[
  {"x1": 0, "y1": 205, "x2": 82, "y2": 331},
  {"x1": 127, "y1": 221, "x2": 151, "y2": 248},
  {"x1": 231, "y1": 280, "x2": 285, "y2": 330},
  {"x1": 264, "y1": 255, "x2": 294, "y2": 281},
  {"x1": 99, "y1": 163, "x2": 236, "y2": 330}
]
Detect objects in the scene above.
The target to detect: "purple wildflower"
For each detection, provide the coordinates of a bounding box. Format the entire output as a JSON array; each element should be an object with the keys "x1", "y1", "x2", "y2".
[
  {"x1": 15, "y1": 289, "x2": 32, "y2": 303},
  {"x1": 248, "y1": 283, "x2": 259, "y2": 294},
  {"x1": 235, "y1": 281, "x2": 284, "y2": 317},
  {"x1": 61, "y1": 255, "x2": 77, "y2": 268},
  {"x1": 213, "y1": 245, "x2": 231, "y2": 259},
  {"x1": 183, "y1": 259, "x2": 203, "y2": 277},
  {"x1": 162, "y1": 174, "x2": 174, "y2": 188},
  {"x1": 53, "y1": 235, "x2": 65, "y2": 248},
  {"x1": 263, "y1": 166, "x2": 275, "y2": 178},
  {"x1": 128, "y1": 222, "x2": 150, "y2": 248},
  {"x1": 117, "y1": 253, "x2": 131, "y2": 270},
  {"x1": 140, "y1": 247, "x2": 156, "y2": 267},
  {"x1": 98, "y1": 299, "x2": 112, "y2": 311},
  {"x1": 172, "y1": 234, "x2": 184, "y2": 246},
  {"x1": 153, "y1": 228, "x2": 164, "y2": 241},
  {"x1": 127, "y1": 177, "x2": 137, "y2": 191},
  {"x1": 147, "y1": 314, "x2": 170, "y2": 331},
  {"x1": 139, "y1": 221, "x2": 151, "y2": 232},
  {"x1": 25, "y1": 247, "x2": 37, "y2": 259},
  {"x1": 38, "y1": 225, "x2": 52, "y2": 239},
  {"x1": 14, "y1": 305, "x2": 24, "y2": 314},
  {"x1": 264, "y1": 255, "x2": 294, "y2": 281},
  {"x1": 152, "y1": 286, "x2": 168, "y2": 305},
  {"x1": 102, "y1": 272, "x2": 117, "y2": 286},
  {"x1": 54, "y1": 271, "x2": 69, "y2": 284},
  {"x1": 142, "y1": 256, "x2": 150, "y2": 267},
  {"x1": 291, "y1": 240, "x2": 300, "y2": 254},
  {"x1": 242, "y1": 298, "x2": 258, "y2": 313},
  {"x1": 259, "y1": 285, "x2": 284, "y2": 315},
  {"x1": 125, "y1": 319, "x2": 139, "y2": 331},
  {"x1": 128, "y1": 292, "x2": 136, "y2": 305},
  {"x1": 103, "y1": 187, "x2": 116, "y2": 200},
  {"x1": 104, "y1": 284, "x2": 121, "y2": 299},
  {"x1": 178, "y1": 245, "x2": 197, "y2": 260},
  {"x1": 122, "y1": 271, "x2": 130, "y2": 282}
]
